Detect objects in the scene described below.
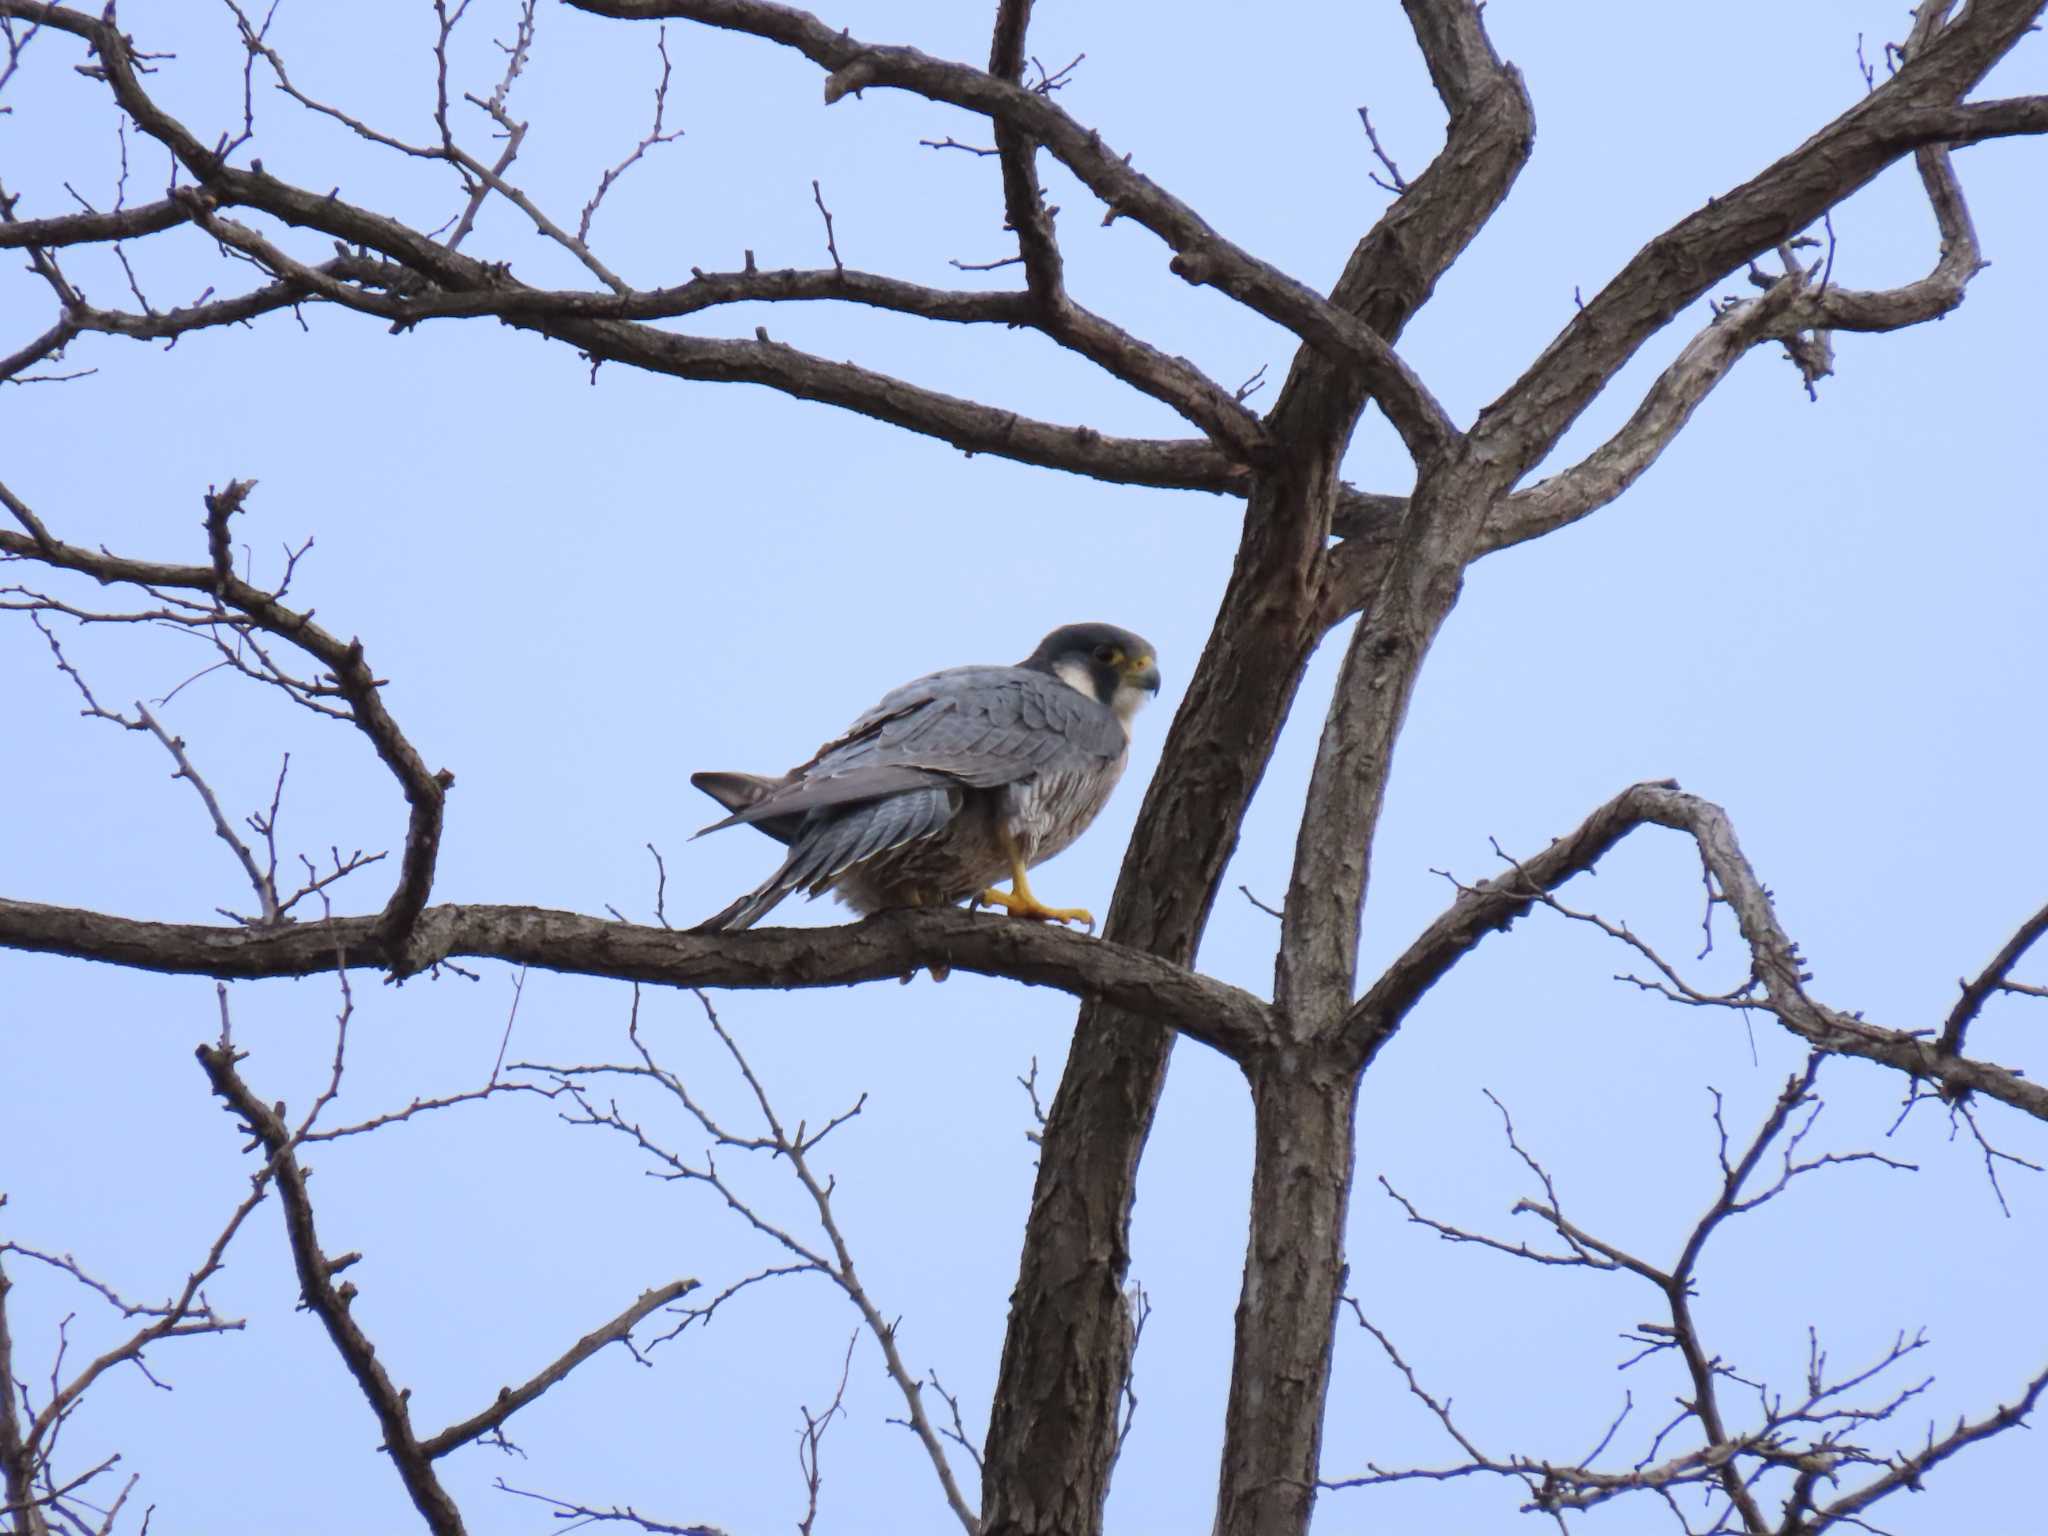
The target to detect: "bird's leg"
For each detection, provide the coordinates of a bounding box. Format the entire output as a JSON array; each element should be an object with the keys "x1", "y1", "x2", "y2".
[{"x1": 976, "y1": 832, "x2": 1095, "y2": 932}]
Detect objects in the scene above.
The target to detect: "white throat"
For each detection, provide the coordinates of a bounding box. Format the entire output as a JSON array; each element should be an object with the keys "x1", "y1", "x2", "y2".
[
  {"x1": 1051, "y1": 657, "x2": 1097, "y2": 701},
  {"x1": 1052, "y1": 657, "x2": 1147, "y2": 739},
  {"x1": 1108, "y1": 680, "x2": 1149, "y2": 735}
]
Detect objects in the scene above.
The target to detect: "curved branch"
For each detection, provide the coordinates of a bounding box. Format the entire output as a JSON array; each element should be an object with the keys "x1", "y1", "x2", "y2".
[
  {"x1": 0, "y1": 4, "x2": 1252, "y2": 488},
  {"x1": 1484, "y1": 116, "x2": 1993, "y2": 556},
  {"x1": 1342, "y1": 780, "x2": 2048, "y2": 1127},
  {"x1": 1322, "y1": 0, "x2": 1532, "y2": 341},
  {"x1": 1478, "y1": 276, "x2": 1807, "y2": 554},
  {"x1": 0, "y1": 900, "x2": 1271, "y2": 1062},
  {"x1": 1475, "y1": 0, "x2": 2048, "y2": 484},
  {"x1": 1805, "y1": 142, "x2": 1980, "y2": 334},
  {"x1": 0, "y1": 489, "x2": 451, "y2": 957},
  {"x1": 1268, "y1": 0, "x2": 1531, "y2": 462},
  {"x1": 545, "y1": 313, "x2": 1243, "y2": 489},
  {"x1": 1939, "y1": 897, "x2": 2048, "y2": 1058},
  {"x1": 970, "y1": 2, "x2": 1268, "y2": 466},
  {"x1": 563, "y1": 0, "x2": 1454, "y2": 462}
]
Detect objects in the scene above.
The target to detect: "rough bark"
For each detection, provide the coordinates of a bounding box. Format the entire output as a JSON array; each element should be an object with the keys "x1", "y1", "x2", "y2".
[
  {"x1": 978, "y1": 462, "x2": 1333, "y2": 1536},
  {"x1": 1213, "y1": 1057, "x2": 1360, "y2": 1536},
  {"x1": 0, "y1": 899, "x2": 1268, "y2": 1062}
]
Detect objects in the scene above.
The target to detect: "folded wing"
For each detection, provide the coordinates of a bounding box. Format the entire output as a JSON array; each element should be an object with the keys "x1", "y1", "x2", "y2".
[{"x1": 689, "y1": 667, "x2": 1125, "y2": 931}]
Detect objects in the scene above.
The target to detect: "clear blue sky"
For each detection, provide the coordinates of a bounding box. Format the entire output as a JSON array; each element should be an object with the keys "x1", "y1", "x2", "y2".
[{"x1": 3, "y1": 3, "x2": 2045, "y2": 1531}]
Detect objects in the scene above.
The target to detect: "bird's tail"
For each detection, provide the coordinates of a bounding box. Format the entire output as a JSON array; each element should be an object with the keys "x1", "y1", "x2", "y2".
[
  {"x1": 688, "y1": 840, "x2": 831, "y2": 933},
  {"x1": 689, "y1": 876, "x2": 792, "y2": 933},
  {"x1": 690, "y1": 771, "x2": 808, "y2": 845},
  {"x1": 689, "y1": 787, "x2": 955, "y2": 932}
]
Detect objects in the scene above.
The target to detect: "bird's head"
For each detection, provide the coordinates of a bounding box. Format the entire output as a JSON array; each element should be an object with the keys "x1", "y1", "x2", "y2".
[{"x1": 1024, "y1": 622, "x2": 1162, "y2": 729}]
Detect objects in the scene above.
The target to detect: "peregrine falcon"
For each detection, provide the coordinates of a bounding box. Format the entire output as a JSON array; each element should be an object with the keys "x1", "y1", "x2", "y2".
[{"x1": 689, "y1": 623, "x2": 1160, "y2": 933}]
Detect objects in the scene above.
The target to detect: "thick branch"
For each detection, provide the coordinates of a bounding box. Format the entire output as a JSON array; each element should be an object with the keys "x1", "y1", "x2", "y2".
[
  {"x1": 1321, "y1": 0, "x2": 1531, "y2": 336},
  {"x1": 0, "y1": 195, "x2": 189, "y2": 248},
  {"x1": 1486, "y1": 126, "x2": 1988, "y2": 553},
  {"x1": 1269, "y1": 0, "x2": 1532, "y2": 449},
  {"x1": 980, "y1": 466, "x2": 1335, "y2": 1536},
  {"x1": 563, "y1": 0, "x2": 1454, "y2": 461},
  {"x1": 1476, "y1": 0, "x2": 2048, "y2": 483},
  {"x1": 1479, "y1": 275, "x2": 1807, "y2": 553},
  {"x1": 1342, "y1": 780, "x2": 2048, "y2": 1128},
  {"x1": 1276, "y1": 453, "x2": 1504, "y2": 1038},
  {"x1": 0, "y1": 5, "x2": 1250, "y2": 489},
  {"x1": 987, "y1": 0, "x2": 1058, "y2": 304},
  {"x1": 0, "y1": 901, "x2": 1270, "y2": 1061},
  {"x1": 1212, "y1": 1061, "x2": 1359, "y2": 1536}
]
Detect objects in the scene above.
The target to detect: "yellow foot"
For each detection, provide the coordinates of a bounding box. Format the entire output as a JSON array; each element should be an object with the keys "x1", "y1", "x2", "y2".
[{"x1": 975, "y1": 884, "x2": 1095, "y2": 932}]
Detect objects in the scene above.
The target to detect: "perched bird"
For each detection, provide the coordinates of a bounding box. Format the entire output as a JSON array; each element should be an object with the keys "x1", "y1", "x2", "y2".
[{"x1": 689, "y1": 622, "x2": 1161, "y2": 933}]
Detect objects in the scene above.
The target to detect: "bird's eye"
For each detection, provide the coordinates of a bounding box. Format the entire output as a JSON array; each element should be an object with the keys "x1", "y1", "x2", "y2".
[{"x1": 1092, "y1": 644, "x2": 1117, "y2": 664}]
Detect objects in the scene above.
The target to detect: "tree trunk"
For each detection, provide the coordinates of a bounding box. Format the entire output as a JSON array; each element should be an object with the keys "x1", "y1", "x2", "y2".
[
  {"x1": 1212, "y1": 1056, "x2": 1360, "y2": 1536},
  {"x1": 979, "y1": 466, "x2": 1335, "y2": 1536}
]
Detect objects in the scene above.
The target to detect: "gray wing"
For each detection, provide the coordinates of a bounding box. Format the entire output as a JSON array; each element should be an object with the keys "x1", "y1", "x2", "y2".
[
  {"x1": 696, "y1": 666, "x2": 1125, "y2": 836},
  {"x1": 689, "y1": 667, "x2": 1126, "y2": 931}
]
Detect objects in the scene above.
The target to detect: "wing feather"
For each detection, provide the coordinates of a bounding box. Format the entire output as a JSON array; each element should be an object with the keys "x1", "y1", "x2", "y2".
[
  {"x1": 699, "y1": 667, "x2": 1123, "y2": 837},
  {"x1": 690, "y1": 665, "x2": 1127, "y2": 930}
]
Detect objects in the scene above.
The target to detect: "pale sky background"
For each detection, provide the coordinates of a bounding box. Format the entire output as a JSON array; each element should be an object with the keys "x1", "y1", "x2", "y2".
[{"x1": 3, "y1": 3, "x2": 2045, "y2": 1533}]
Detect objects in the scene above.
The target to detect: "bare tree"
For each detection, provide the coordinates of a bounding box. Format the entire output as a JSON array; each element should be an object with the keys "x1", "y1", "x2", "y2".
[{"x1": 3, "y1": 3, "x2": 2046, "y2": 1535}]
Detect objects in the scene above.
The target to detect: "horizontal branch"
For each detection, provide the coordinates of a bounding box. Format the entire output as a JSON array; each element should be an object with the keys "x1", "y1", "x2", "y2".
[
  {"x1": 538, "y1": 313, "x2": 1243, "y2": 490},
  {"x1": 1914, "y1": 92, "x2": 2048, "y2": 144},
  {"x1": 0, "y1": 196, "x2": 189, "y2": 248},
  {"x1": 0, "y1": 253, "x2": 388, "y2": 384},
  {"x1": 1343, "y1": 780, "x2": 2048, "y2": 1126},
  {"x1": 0, "y1": 5, "x2": 1255, "y2": 487},
  {"x1": 0, "y1": 900, "x2": 1271, "y2": 1061}
]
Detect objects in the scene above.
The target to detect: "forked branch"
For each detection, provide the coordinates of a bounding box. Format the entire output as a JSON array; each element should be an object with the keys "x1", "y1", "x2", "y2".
[
  {"x1": 1345, "y1": 780, "x2": 2048, "y2": 1130},
  {"x1": 1346, "y1": 1063, "x2": 2016, "y2": 1533},
  {"x1": 2, "y1": 482, "x2": 452, "y2": 961},
  {"x1": 563, "y1": 0, "x2": 1455, "y2": 460},
  {"x1": 1475, "y1": 0, "x2": 2048, "y2": 486}
]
